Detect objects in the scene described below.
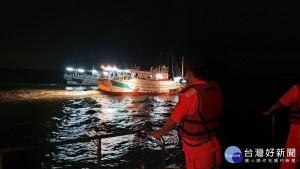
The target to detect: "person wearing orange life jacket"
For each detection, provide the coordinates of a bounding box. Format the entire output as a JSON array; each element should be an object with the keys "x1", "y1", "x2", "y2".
[
  {"x1": 263, "y1": 85, "x2": 300, "y2": 169},
  {"x1": 151, "y1": 56, "x2": 223, "y2": 169}
]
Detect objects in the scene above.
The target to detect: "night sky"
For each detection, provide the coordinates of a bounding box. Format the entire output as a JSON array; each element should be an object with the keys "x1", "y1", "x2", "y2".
[
  {"x1": 2, "y1": 2, "x2": 300, "y2": 168},
  {"x1": 1, "y1": 0, "x2": 299, "y2": 75}
]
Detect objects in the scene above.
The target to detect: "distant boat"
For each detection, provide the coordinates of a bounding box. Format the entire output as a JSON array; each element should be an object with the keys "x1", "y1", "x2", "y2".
[
  {"x1": 97, "y1": 65, "x2": 187, "y2": 95},
  {"x1": 63, "y1": 67, "x2": 101, "y2": 86}
]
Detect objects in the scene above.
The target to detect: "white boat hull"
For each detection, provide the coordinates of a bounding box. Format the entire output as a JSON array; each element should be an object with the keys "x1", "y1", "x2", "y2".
[{"x1": 97, "y1": 79, "x2": 184, "y2": 94}]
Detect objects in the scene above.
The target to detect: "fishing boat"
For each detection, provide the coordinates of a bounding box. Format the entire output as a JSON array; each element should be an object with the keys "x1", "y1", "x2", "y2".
[
  {"x1": 63, "y1": 67, "x2": 101, "y2": 86},
  {"x1": 97, "y1": 64, "x2": 187, "y2": 95}
]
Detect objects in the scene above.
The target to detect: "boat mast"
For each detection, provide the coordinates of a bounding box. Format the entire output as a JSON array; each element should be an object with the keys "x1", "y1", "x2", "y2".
[
  {"x1": 172, "y1": 55, "x2": 174, "y2": 79},
  {"x1": 92, "y1": 53, "x2": 95, "y2": 70},
  {"x1": 181, "y1": 56, "x2": 184, "y2": 77},
  {"x1": 170, "y1": 50, "x2": 175, "y2": 79}
]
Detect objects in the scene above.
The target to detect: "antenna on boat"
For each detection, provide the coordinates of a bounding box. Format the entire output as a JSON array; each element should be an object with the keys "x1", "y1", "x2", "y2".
[{"x1": 122, "y1": 59, "x2": 128, "y2": 69}]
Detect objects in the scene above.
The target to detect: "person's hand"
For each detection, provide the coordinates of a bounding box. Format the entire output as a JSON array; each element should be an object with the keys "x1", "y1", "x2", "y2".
[
  {"x1": 150, "y1": 130, "x2": 163, "y2": 139},
  {"x1": 263, "y1": 109, "x2": 272, "y2": 115}
]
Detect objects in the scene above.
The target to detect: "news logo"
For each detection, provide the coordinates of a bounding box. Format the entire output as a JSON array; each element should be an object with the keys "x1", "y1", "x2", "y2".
[{"x1": 225, "y1": 146, "x2": 243, "y2": 163}]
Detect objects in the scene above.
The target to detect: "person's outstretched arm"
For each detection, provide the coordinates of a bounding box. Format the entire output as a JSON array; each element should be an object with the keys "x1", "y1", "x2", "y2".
[
  {"x1": 264, "y1": 85, "x2": 299, "y2": 115},
  {"x1": 151, "y1": 117, "x2": 177, "y2": 139},
  {"x1": 263, "y1": 102, "x2": 283, "y2": 115}
]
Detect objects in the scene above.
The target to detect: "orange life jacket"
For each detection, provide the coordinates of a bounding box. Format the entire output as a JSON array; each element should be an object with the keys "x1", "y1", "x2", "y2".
[{"x1": 178, "y1": 81, "x2": 223, "y2": 146}]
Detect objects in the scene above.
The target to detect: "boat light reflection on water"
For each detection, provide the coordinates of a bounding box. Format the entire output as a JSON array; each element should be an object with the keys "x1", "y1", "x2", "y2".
[
  {"x1": 0, "y1": 89, "x2": 100, "y2": 102},
  {"x1": 0, "y1": 85, "x2": 182, "y2": 168},
  {"x1": 41, "y1": 93, "x2": 179, "y2": 168}
]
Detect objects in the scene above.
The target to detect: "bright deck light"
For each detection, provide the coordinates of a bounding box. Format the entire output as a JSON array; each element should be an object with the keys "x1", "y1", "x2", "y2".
[
  {"x1": 78, "y1": 69, "x2": 85, "y2": 73},
  {"x1": 181, "y1": 79, "x2": 187, "y2": 83},
  {"x1": 66, "y1": 67, "x2": 74, "y2": 71},
  {"x1": 174, "y1": 76, "x2": 181, "y2": 82},
  {"x1": 156, "y1": 74, "x2": 163, "y2": 79}
]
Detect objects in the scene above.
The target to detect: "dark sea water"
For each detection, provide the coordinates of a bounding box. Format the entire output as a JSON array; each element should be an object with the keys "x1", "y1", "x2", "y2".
[
  {"x1": 0, "y1": 84, "x2": 183, "y2": 169},
  {"x1": 0, "y1": 81, "x2": 295, "y2": 169}
]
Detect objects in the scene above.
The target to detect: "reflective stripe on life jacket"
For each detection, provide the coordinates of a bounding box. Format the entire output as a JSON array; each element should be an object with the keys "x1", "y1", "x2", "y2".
[{"x1": 178, "y1": 81, "x2": 223, "y2": 145}]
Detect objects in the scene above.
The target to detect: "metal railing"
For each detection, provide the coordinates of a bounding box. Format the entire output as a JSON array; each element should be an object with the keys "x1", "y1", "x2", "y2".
[
  {"x1": 0, "y1": 130, "x2": 166, "y2": 169},
  {"x1": 271, "y1": 115, "x2": 276, "y2": 168}
]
